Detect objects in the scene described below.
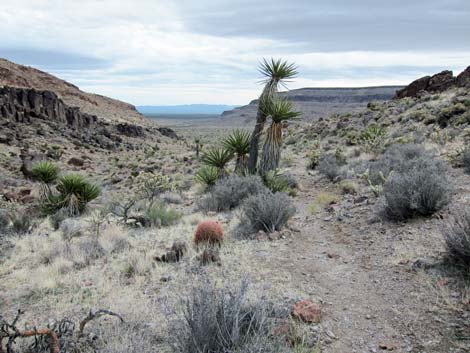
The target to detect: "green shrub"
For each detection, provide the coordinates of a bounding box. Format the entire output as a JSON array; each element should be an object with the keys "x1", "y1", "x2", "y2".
[
  {"x1": 145, "y1": 203, "x2": 181, "y2": 227},
  {"x1": 11, "y1": 212, "x2": 31, "y2": 234},
  {"x1": 263, "y1": 170, "x2": 290, "y2": 193},
  {"x1": 438, "y1": 103, "x2": 467, "y2": 127},
  {"x1": 31, "y1": 161, "x2": 59, "y2": 184},
  {"x1": 241, "y1": 191, "x2": 295, "y2": 233}
]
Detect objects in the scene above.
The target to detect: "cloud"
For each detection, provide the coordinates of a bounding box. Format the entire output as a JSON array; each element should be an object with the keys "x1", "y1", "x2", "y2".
[{"x1": 0, "y1": 0, "x2": 468, "y2": 105}]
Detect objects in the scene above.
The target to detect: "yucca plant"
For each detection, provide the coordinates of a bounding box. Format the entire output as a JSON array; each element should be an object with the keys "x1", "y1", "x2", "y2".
[
  {"x1": 31, "y1": 161, "x2": 59, "y2": 184},
  {"x1": 263, "y1": 169, "x2": 290, "y2": 193},
  {"x1": 248, "y1": 58, "x2": 298, "y2": 174},
  {"x1": 259, "y1": 99, "x2": 301, "y2": 174},
  {"x1": 42, "y1": 174, "x2": 100, "y2": 216},
  {"x1": 195, "y1": 166, "x2": 219, "y2": 190},
  {"x1": 200, "y1": 147, "x2": 233, "y2": 178},
  {"x1": 222, "y1": 129, "x2": 251, "y2": 175}
]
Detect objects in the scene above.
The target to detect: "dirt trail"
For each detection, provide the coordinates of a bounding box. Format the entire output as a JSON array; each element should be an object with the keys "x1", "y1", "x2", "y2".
[{"x1": 263, "y1": 167, "x2": 461, "y2": 353}]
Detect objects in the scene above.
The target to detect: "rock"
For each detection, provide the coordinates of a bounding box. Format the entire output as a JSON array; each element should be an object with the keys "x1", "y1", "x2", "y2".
[
  {"x1": 291, "y1": 299, "x2": 322, "y2": 323},
  {"x1": 0, "y1": 86, "x2": 97, "y2": 128},
  {"x1": 19, "y1": 148, "x2": 47, "y2": 179},
  {"x1": 157, "y1": 127, "x2": 178, "y2": 139},
  {"x1": 394, "y1": 67, "x2": 470, "y2": 98},
  {"x1": 456, "y1": 65, "x2": 470, "y2": 88},
  {"x1": 116, "y1": 123, "x2": 145, "y2": 137},
  {"x1": 68, "y1": 157, "x2": 85, "y2": 167},
  {"x1": 155, "y1": 241, "x2": 187, "y2": 263},
  {"x1": 395, "y1": 75, "x2": 431, "y2": 99}
]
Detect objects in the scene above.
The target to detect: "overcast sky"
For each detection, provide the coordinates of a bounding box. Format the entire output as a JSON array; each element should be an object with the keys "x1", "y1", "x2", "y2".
[{"x1": 0, "y1": 0, "x2": 469, "y2": 105}]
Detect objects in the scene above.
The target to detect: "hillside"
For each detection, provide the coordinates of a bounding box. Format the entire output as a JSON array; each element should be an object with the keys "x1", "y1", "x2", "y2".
[
  {"x1": 0, "y1": 58, "x2": 145, "y2": 124},
  {"x1": 221, "y1": 86, "x2": 403, "y2": 122}
]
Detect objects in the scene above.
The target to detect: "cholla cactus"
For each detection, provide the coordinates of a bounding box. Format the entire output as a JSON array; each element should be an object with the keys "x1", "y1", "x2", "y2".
[
  {"x1": 194, "y1": 220, "x2": 224, "y2": 246},
  {"x1": 136, "y1": 172, "x2": 177, "y2": 203}
]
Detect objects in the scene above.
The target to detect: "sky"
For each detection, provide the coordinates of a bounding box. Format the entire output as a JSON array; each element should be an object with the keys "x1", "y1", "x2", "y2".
[{"x1": 0, "y1": 0, "x2": 469, "y2": 105}]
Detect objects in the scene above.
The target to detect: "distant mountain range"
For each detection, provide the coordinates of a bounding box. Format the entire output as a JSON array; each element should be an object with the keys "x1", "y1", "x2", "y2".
[
  {"x1": 137, "y1": 104, "x2": 239, "y2": 115},
  {"x1": 221, "y1": 86, "x2": 403, "y2": 122}
]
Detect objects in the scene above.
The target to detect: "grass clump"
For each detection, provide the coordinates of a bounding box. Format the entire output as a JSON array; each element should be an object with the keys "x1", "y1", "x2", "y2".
[
  {"x1": 462, "y1": 147, "x2": 470, "y2": 174},
  {"x1": 381, "y1": 154, "x2": 452, "y2": 220},
  {"x1": 443, "y1": 208, "x2": 470, "y2": 268},
  {"x1": 168, "y1": 277, "x2": 283, "y2": 353},
  {"x1": 240, "y1": 191, "x2": 295, "y2": 233},
  {"x1": 308, "y1": 192, "x2": 339, "y2": 214},
  {"x1": 197, "y1": 175, "x2": 267, "y2": 212}
]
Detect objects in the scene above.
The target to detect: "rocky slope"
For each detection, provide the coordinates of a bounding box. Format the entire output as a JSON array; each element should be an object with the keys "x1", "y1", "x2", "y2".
[
  {"x1": 0, "y1": 58, "x2": 145, "y2": 124},
  {"x1": 221, "y1": 86, "x2": 402, "y2": 122}
]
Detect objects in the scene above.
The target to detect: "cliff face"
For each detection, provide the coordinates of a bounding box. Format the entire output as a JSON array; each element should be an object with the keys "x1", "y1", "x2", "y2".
[
  {"x1": 0, "y1": 58, "x2": 145, "y2": 124},
  {"x1": 0, "y1": 86, "x2": 97, "y2": 129}
]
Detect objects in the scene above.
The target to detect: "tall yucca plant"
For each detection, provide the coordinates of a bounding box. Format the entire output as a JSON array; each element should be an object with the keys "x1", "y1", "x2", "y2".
[
  {"x1": 222, "y1": 129, "x2": 251, "y2": 175},
  {"x1": 200, "y1": 147, "x2": 233, "y2": 178},
  {"x1": 259, "y1": 99, "x2": 301, "y2": 174},
  {"x1": 247, "y1": 58, "x2": 298, "y2": 174}
]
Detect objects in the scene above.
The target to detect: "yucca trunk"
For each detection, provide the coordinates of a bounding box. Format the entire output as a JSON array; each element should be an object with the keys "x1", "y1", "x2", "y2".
[
  {"x1": 247, "y1": 82, "x2": 278, "y2": 174},
  {"x1": 235, "y1": 154, "x2": 248, "y2": 175},
  {"x1": 260, "y1": 122, "x2": 283, "y2": 175}
]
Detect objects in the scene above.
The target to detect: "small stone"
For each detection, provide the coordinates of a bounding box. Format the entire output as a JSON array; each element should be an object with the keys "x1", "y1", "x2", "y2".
[{"x1": 292, "y1": 299, "x2": 322, "y2": 323}]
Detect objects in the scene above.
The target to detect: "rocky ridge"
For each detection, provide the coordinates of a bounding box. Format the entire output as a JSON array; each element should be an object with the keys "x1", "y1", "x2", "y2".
[
  {"x1": 0, "y1": 57, "x2": 145, "y2": 124},
  {"x1": 395, "y1": 66, "x2": 470, "y2": 99}
]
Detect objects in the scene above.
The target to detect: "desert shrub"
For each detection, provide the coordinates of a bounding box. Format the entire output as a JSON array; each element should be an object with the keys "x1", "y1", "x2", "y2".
[
  {"x1": 241, "y1": 191, "x2": 295, "y2": 233},
  {"x1": 317, "y1": 153, "x2": 343, "y2": 182},
  {"x1": 41, "y1": 174, "x2": 100, "y2": 216},
  {"x1": 194, "y1": 220, "x2": 224, "y2": 246},
  {"x1": 197, "y1": 175, "x2": 267, "y2": 212},
  {"x1": 307, "y1": 149, "x2": 321, "y2": 169},
  {"x1": 340, "y1": 180, "x2": 358, "y2": 195},
  {"x1": 10, "y1": 212, "x2": 31, "y2": 234},
  {"x1": 145, "y1": 202, "x2": 181, "y2": 227},
  {"x1": 443, "y1": 208, "x2": 470, "y2": 267},
  {"x1": 0, "y1": 209, "x2": 11, "y2": 232},
  {"x1": 367, "y1": 143, "x2": 429, "y2": 186},
  {"x1": 462, "y1": 147, "x2": 470, "y2": 174},
  {"x1": 382, "y1": 156, "x2": 452, "y2": 220},
  {"x1": 195, "y1": 166, "x2": 219, "y2": 190},
  {"x1": 49, "y1": 210, "x2": 67, "y2": 230},
  {"x1": 168, "y1": 277, "x2": 281, "y2": 353},
  {"x1": 438, "y1": 103, "x2": 467, "y2": 127},
  {"x1": 31, "y1": 161, "x2": 59, "y2": 184},
  {"x1": 59, "y1": 218, "x2": 84, "y2": 240}
]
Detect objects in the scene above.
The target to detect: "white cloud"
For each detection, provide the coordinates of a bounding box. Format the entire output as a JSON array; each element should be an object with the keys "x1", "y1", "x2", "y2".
[{"x1": 0, "y1": 0, "x2": 468, "y2": 105}]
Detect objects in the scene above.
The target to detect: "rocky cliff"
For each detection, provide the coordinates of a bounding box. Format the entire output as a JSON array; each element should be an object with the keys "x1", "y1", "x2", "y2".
[
  {"x1": 395, "y1": 66, "x2": 470, "y2": 99},
  {"x1": 0, "y1": 58, "x2": 145, "y2": 124},
  {"x1": 0, "y1": 86, "x2": 97, "y2": 129}
]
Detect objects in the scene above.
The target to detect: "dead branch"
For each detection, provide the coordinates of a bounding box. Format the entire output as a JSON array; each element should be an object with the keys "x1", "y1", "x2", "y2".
[{"x1": 77, "y1": 309, "x2": 124, "y2": 338}]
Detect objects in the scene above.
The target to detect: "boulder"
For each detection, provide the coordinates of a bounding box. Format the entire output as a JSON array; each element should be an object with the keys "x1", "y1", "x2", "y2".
[
  {"x1": 427, "y1": 70, "x2": 455, "y2": 92},
  {"x1": 395, "y1": 76, "x2": 430, "y2": 99},
  {"x1": 68, "y1": 157, "x2": 85, "y2": 167}
]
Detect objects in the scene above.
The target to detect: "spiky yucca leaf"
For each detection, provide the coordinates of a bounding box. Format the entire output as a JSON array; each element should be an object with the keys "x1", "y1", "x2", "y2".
[
  {"x1": 222, "y1": 130, "x2": 250, "y2": 155},
  {"x1": 201, "y1": 147, "x2": 233, "y2": 170},
  {"x1": 258, "y1": 58, "x2": 298, "y2": 86},
  {"x1": 222, "y1": 130, "x2": 251, "y2": 175},
  {"x1": 263, "y1": 169, "x2": 290, "y2": 193},
  {"x1": 42, "y1": 174, "x2": 100, "y2": 216},
  {"x1": 195, "y1": 166, "x2": 219, "y2": 190},
  {"x1": 31, "y1": 161, "x2": 59, "y2": 184},
  {"x1": 263, "y1": 98, "x2": 302, "y2": 123}
]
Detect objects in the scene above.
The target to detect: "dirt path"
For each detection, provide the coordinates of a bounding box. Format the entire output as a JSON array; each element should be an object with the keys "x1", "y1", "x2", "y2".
[{"x1": 262, "y1": 167, "x2": 463, "y2": 352}]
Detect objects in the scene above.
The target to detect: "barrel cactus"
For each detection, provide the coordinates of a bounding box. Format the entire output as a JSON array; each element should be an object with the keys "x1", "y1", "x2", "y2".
[{"x1": 194, "y1": 220, "x2": 224, "y2": 246}]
